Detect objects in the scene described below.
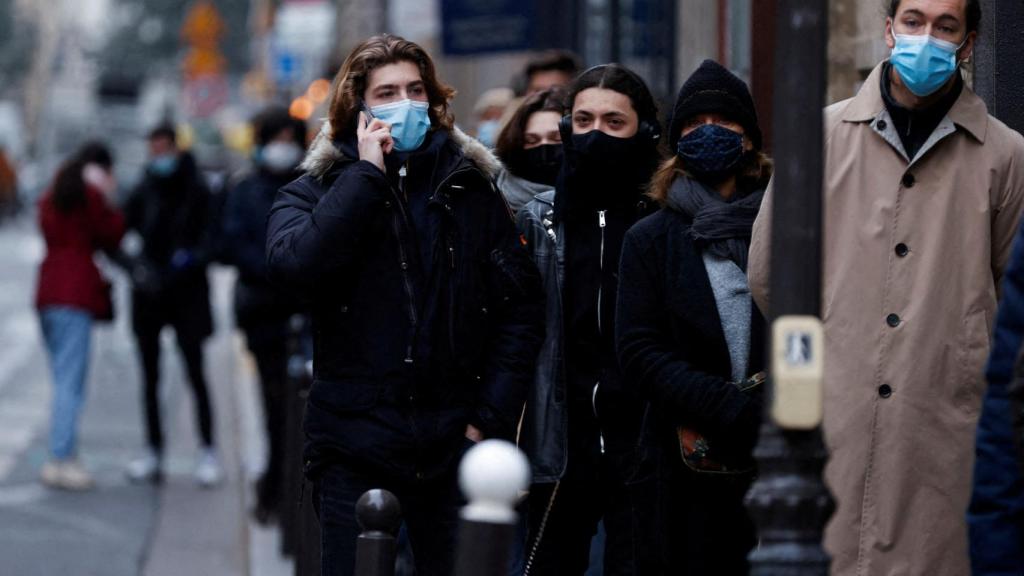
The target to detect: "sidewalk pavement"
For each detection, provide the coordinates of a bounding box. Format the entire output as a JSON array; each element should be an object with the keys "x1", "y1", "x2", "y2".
[{"x1": 0, "y1": 215, "x2": 294, "y2": 576}]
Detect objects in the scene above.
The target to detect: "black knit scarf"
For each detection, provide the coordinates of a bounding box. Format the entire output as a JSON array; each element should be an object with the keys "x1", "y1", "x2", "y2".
[{"x1": 665, "y1": 176, "x2": 764, "y2": 271}]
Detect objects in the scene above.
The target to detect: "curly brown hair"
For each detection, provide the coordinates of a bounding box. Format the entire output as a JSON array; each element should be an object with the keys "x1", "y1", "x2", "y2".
[{"x1": 327, "y1": 34, "x2": 456, "y2": 139}]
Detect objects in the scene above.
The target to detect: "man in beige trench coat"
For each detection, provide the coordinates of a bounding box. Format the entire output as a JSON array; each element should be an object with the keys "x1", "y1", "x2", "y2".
[{"x1": 749, "y1": 1, "x2": 1024, "y2": 574}]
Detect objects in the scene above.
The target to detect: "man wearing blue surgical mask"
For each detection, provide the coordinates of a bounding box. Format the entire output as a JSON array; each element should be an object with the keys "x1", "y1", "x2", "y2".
[
  {"x1": 122, "y1": 124, "x2": 221, "y2": 488},
  {"x1": 749, "y1": 1, "x2": 1024, "y2": 575},
  {"x1": 266, "y1": 35, "x2": 543, "y2": 576}
]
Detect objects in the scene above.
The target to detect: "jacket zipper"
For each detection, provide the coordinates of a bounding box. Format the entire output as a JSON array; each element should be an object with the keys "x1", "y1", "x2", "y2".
[
  {"x1": 428, "y1": 167, "x2": 473, "y2": 361},
  {"x1": 392, "y1": 164, "x2": 418, "y2": 364},
  {"x1": 595, "y1": 210, "x2": 607, "y2": 455},
  {"x1": 596, "y1": 210, "x2": 606, "y2": 334},
  {"x1": 523, "y1": 480, "x2": 561, "y2": 576}
]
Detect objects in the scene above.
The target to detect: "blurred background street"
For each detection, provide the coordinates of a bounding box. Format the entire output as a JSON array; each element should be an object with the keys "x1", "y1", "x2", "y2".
[{"x1": 0, "y1": 214, "x2": 290, "y2": 575}]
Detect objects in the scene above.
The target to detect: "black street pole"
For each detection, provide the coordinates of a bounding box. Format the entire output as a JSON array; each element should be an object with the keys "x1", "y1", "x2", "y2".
[
  {"x1": 974, "y1": 0, "x2": 1024, "y2": 133},
  {"x1": 745, "y1": 0, "x2": 833, "y2": 574},
  {"x1": 973, "y1": 0, "x2": 1024, "y2": 492}
]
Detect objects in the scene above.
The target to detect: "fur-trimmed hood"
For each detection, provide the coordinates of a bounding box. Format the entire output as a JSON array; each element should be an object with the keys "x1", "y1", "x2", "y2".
[{"x1": 299, "y1": 119, "x2": 504, "y2": 181}]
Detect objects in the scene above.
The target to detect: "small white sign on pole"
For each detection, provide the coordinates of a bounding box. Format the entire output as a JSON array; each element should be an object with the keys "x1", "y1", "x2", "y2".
[{"x1": 771, "y1": 315, "x2": 825, "y2": 430}]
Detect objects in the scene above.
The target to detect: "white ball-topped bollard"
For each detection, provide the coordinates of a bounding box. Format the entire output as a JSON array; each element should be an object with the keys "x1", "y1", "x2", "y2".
[
  {"x1": 459, "y1": 439, "x2": 530, "y2": 524},
  {"x1": 454, "y1": 440, "x2": 531, "y2": 576}
]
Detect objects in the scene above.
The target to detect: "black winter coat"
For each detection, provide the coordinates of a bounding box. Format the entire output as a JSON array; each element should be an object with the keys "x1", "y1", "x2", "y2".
[
  {"x1": 124, "y1": 152, "x2": 213, "y2": 340},
  {"x1": 221, "y1": 167, "x2": 297, "y2": 334},
  {"x1": 616, "y1": 206, "x2": 766, "y2": 463},
  {"x1": 266, "y1": 124, "x2": 544, "y2": 480}
]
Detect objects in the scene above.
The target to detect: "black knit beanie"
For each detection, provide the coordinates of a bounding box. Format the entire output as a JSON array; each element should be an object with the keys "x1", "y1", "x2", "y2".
[{"x1": 668, "y1": 59, "x2": 762, "y2": 150}]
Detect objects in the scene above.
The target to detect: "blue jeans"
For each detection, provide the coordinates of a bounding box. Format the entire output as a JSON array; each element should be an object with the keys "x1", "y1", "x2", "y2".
[{"x1": 40, "y1": 306, "x2": 92, "y2": 460}]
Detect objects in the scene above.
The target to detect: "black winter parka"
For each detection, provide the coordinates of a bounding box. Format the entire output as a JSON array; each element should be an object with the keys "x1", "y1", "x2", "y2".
[{"x1": 266, "y1": 124, "x2": 544, "y2": 480}]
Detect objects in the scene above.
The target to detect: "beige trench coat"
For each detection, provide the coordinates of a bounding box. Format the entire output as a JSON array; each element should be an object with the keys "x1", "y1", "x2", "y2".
[{"x1": 749, "y1": 64, "x2": 1024, "y2": 576}]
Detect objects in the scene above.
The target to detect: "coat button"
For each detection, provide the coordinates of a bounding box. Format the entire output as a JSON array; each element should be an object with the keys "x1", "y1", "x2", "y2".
[
  {"x1": 400, "y1": 262, "x2": 408, "y2": 270},
  {"x1": 878, "y1": 384, "x2": 893, "y2": 398},
  {"x1": 876, "y1": 120, "x2": 888, "y2": 131},
  {"x1": 886, "y1": 313, "x2": 901, "y2": 327},
  {"x1": 901, "y1": 173, "x2": 916, "y2": 188},
  {"x1": 895, "y1": 243, "x2": 909, "y2": 257}
]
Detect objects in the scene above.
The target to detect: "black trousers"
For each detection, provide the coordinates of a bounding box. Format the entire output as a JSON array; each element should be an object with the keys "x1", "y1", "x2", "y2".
[
  {"x1": 658, "y1": 456, "x2": 756, "y2": 575},
  {"x1": 246, "y1": 325, "x2": 288, "y2": 510},
  {"x1": 312, "y1": 458, "x2": 464, "y2": 576},
  {"x1": 135, "y1": 320, "x2": 214, "y2": 452},
  {"x1": 523, "y1": 405, "x2": 657, "y2": 576}
]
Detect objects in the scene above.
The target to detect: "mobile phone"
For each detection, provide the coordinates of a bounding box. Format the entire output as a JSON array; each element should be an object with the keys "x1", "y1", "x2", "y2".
[{"x1": 358, "y1": 99, "x2": 374, "y2": 126}]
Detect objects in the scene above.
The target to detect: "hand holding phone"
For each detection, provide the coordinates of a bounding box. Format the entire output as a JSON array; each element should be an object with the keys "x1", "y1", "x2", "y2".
[{"x1": 356, "y1": 104, "x2": 394, "y2": 172}]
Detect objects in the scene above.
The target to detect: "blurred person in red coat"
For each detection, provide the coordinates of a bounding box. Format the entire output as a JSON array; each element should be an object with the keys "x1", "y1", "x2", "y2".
[{"x1": 34, "y1": 142, "x2": 125, "y2": 490}]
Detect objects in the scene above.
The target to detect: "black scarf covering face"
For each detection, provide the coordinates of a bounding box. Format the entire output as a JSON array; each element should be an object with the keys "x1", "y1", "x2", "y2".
[
  {"x1": 553, "y1": 128, "x2": 659, "y2": 225},
  {"x1": 665, "y1": 176, "x2": 764, "y2": 271}
]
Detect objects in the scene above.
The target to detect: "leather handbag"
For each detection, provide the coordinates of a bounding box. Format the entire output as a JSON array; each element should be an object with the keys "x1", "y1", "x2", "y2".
[{"x1": 677, "y1": 371, "x2": 766, "y2": 474}]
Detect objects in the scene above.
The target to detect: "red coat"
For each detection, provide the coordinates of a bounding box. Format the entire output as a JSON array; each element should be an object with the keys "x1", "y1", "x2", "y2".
[{"x1": 35, "y1": 186, "x2": 125, "y2": 317}]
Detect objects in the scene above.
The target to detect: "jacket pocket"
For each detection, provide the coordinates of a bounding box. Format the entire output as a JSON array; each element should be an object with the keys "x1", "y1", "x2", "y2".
[
  {"x1": 308, "y1": 379, "x2": 380, "y2": 415},
  {"x1": 956, "y1": 309, "x2": 992, "y2": 415}
]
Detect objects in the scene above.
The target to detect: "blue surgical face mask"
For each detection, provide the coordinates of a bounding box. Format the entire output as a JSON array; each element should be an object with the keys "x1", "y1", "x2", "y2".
[
  {"x1": 676, "y1": 124, "x2": 746, "y2": 181},
  {"x1": 370, "y1": 98, "x2": 431, "y2": 152},
  {"x1": 890, "y1": 31, "x2": 966, "y2": 97},
  {"x1": 149, "y1": 153, "x2": 179, "y2": 177},
  {"x1": 476, "y1": 120, "x2": 501, "y2": 148}
]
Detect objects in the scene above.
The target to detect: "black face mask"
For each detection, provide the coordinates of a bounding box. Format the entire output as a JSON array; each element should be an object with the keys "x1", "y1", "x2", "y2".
[
  {"x1": 676, "y1": 124, "x2": 746, "y2": 182},
  {"x1": 510, "y1": 144, "x2": 563, "y2": 186},
  {"x1": 555, "y1": 128, "x2": 658, "y2": 219},
  {"x1": 569, "y1": 129, "x2": 647, "y2": 173}
]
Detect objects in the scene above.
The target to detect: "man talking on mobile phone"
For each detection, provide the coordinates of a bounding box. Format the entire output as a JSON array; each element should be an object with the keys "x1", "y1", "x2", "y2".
[{"x1": 266, "y1": 34, "x2": 544, "y2": 576}]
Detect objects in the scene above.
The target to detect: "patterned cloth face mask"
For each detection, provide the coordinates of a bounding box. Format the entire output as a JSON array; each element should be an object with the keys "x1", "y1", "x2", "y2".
[{"x1": 676, "y1": 124, "x2": 746, "y2": 181}]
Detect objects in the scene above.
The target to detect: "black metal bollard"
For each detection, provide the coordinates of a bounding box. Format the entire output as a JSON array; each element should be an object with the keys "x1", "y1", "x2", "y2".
[
  {"x1": 454, "y1": 440, "x2": 530, "y2": 576},
  {"x1": 354, "y1": 489, "x2": 402, "y2": 576},
  {"x1": 282, "y1": 313, "x2": 309, "y2": 559}
]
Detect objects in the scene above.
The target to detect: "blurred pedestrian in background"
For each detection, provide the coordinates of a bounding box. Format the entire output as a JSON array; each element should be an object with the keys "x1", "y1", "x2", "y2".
[
  {"x1": 266, "y1": 34, "x2": 543, "y2": 576},
  {"x1": 494, "y1": 87, "x2": 565, "y2": 214},
  {"x1": 35, "y1": 142, "x2": 124, "y2": 491},
  {"x1": 122, "y1": 124, "x2": 221, "y2": 487},
  {"x1": 749, "y1": 1, "x2": 1024, "y2": 574},
  {"x1": 471, "y1": 87, "x2": 514, "y2": 148},
  {"x1": 221, "y1": 106, "x2": 307, "y2": 523},
  {"x1": 516, "y1": 64, "x2": 662, "y2": 575},
  {"x1": 521, "y1": 50, "x2": 582, "y2": 96},
  {"x1": 617, "y1": 59, "x2": 771, "y2": 575},
  {"x1": 0, "y1": 146, "x2": 19, "y2": 219}
]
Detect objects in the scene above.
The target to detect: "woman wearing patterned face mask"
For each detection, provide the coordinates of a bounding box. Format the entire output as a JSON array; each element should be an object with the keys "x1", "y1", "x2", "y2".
[
  {"x1": 616, "y1": 59, "x2": 773, "y2": 575},
  {"x1": 494, "y1": 87, "x2": 566, "y2": 214}
]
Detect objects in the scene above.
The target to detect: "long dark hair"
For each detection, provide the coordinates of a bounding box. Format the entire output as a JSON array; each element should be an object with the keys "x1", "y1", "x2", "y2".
[
  {"x1": 53, "y1": 142, "x2": 113, "y2": 213},
  {"x1": 565, "y1": 64, "x2": 661, "y2": 130}
]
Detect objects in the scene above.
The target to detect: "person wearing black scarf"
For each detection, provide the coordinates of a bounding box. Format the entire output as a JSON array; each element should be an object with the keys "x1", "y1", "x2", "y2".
[
  {"x1": 615, "y1": 59, "x2": 772, "y2": 575},
  {"x1": 517, "y1": 64, "x2": 661, "y2": 576}
]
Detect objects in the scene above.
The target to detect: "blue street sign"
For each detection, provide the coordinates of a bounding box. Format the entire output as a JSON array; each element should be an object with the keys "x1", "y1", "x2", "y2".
[
  {"x1": 274, "y1": 50, "x2": 300, "y2": 86},
  {"x1": 441, "y1": 0, "x2": 536, "y2": 55}
]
